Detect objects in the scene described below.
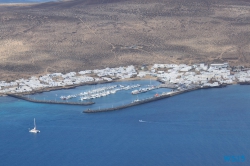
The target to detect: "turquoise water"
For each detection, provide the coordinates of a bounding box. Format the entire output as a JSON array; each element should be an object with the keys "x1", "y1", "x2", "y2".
[{"x1": 1, "y1": 80, "x2": 250, "y2": 165}]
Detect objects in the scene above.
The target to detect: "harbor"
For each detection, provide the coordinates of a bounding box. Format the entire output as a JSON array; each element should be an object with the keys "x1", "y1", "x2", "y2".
[
  {"x1": 5, "y1": 78, "x2": 229, "y2": 111},
  {"x1": 2, "y1": 63, "x2": 250, "y2": 98},
  {"x1": 83, "y1": 83, "x2": 228, "y2": 113},
  {"x1": 83, "y1": 87, "x2": 200, "y2": 113},
  {"x1": 131, "y1": 85, "x2": 159, "y2": 95},
  {"x1": 5, "y1": 80, "x2": 166, "y2": 108},
  {"x1": 2, "y1": 62, "x2": 250, "y2": 113}
]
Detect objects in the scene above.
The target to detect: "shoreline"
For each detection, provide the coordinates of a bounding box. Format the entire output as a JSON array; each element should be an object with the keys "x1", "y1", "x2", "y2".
[
  {"x1": 0, "y1": 77, "x2": 158, "y2": 97},
  {"x1": 0, "y1": 77, "x2": 247, "y2": 97},
  {"x1": 1, "y1": 77, "x2": 248, "y2": 112},
  {"x1": 0, "y1": 0, "x2": 68, "y2": 5},
  {"x1": 1, "y1": 63, "x2": 249, "y2": 99}
]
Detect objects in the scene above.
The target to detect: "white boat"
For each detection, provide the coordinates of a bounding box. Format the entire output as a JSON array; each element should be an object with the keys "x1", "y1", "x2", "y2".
[
  {"x1": 139, "y1": 120, "x2": 145, "y2": 122},
  {"x1": 131, "y1": 90, "x2": 139, "y2": 94},
  {"x1": 29, "y1": 118, "x2": 40, "y2": 133},
  {"x1": 60, "y1": 96, "x2": 67, "y2": 100},
  {"x1": 132, "y1": 98, "x2": 140, "y2": 103},
  {"x1": 110, "y1": 90, "x2": 116, "y2": 94}
]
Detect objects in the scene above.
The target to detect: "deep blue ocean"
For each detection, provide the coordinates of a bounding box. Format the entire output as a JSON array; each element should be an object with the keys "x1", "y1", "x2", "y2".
[{"x1": 1, "y1": 80, "x2": 250, "y2": 166}]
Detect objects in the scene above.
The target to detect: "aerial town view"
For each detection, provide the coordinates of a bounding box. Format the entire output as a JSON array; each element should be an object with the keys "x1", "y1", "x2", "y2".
[
  {"x1": 2, "y1": 62, "x2": 250, "y2": 112},
  {"x1": 0, "y1": 0, "x2": 250, "y2": 165}
]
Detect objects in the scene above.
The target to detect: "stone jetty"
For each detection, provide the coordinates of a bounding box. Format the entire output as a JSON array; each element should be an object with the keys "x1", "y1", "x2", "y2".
[
  {"x1": 83, "y1": 87, "x2": 200, "y2": 113},
  {"x1": 83, "y1": 84, "x2": 227, "y2": 113},
  {"x1": 8, "y1": 94, "x2": 94, "y2": 105}
]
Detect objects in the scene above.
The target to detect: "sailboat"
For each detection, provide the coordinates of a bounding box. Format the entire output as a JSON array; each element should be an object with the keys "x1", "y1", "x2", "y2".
[
  {"x1": 132, "y1": 95, "x2": 140, "y2": 103},
  {"x1": 29, "y1": 118, "x2": 40, "y2": 133}
]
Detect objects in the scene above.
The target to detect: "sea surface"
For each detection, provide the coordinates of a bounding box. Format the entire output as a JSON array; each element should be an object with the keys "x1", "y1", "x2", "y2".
[{"x1": 1, "y1": 80, "x2": 250, "y2": 166}]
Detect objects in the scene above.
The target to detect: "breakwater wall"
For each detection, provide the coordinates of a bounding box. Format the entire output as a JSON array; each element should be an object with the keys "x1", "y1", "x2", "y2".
[
  {"x1": 239, "y1": 82, "x2": 250, "y2": 85},
  {"x1": 83, "y1": 87, "x2": 200, "y2": 113},
  {"x1": 8, "y1": 94, "x2": 94, "y2": 105}
]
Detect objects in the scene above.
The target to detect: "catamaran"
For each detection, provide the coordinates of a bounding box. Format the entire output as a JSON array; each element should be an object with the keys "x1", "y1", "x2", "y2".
[{"x1": 29, "y1": 118, "x2": 40, "y2": 133}]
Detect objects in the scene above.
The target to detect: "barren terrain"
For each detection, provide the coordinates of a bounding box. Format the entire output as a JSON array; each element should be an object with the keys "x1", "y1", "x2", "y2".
[{"x1": 0, "y1": 0, "x2": 249, "y2": 81}]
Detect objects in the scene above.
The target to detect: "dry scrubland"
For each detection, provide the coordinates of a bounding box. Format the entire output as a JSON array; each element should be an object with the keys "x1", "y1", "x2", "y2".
[{"x1": 0, "y1": 0, "x2": 249, "y2": 81}]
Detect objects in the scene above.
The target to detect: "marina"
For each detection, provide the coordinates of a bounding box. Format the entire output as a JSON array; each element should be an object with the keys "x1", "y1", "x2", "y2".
[
  {"x1": 58, "y1": 84, "x2": 142, "y2": 101},
  {"x1": 77, "y1": 84, "x2": 140, "y2": 101},
  {"x1": 83, "y1": 83, "x2": 228, "y2": 113},
  {"x1": 6, "y1": 79, "x2": 229, "y2": 111},
  {"x1": 2, "y1": 63, "x2": 250, "y2": 99},
  {"x1": 83, "y1": 87, "x2": 200, "y2": 113},
  {"x1": 131, "y1": 85, "x2": 160, "y2": 94},
  {"x1": 7, "y1": 80, "x2": 167, "y2": 110},
  {"x1": 2, "y1": 62, "x2": 250, "y2": 113}
]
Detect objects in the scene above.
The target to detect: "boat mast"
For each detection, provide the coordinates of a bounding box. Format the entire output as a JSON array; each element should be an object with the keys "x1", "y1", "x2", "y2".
[{"x1": 34, "y1": 118, "x2": 36, "y2": 129}]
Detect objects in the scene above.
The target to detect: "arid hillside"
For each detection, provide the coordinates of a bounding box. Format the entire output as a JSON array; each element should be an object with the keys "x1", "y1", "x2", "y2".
[{"x1": 0, "y1": 0, "x2": 249, "y2": 80}]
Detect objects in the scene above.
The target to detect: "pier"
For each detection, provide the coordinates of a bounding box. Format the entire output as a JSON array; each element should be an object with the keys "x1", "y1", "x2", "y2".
[
  {"x1": 83, "y1": 87, "x2": 200, "y2": 113},
  {"x1": 132, "y1": 84, "x2": 168, "y2": 95},
  {"x1": 238, "y1": 82, "x2": 250, "y2": 85},
  {"x1": 132, "y1": 86, "x2": 158, "y2": 95},
  {"x1": 8, "y1": 94, "x2": 94, "y2": 105}
]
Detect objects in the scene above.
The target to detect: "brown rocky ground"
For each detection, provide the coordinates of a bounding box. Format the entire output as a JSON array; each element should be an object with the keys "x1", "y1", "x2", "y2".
[{"x1": 0, "y1": 0, "x2": 249, "y2": 81}]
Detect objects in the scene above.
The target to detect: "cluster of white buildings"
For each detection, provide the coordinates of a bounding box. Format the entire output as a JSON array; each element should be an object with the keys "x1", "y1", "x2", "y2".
[
  {"x1": 1, "y1": 63, "x2": 250, "y2": 95},
  {"x1": 142, "y1": 63, "x2": 250, "y2": 87},
  {"x1": 93, "y1": 65, "x2": 137, "y2": 79},
  {"x1": 153, "y1": 64, "x2": 235, "y2": 85},
  {"x1": 0, "y1": 66, "x2": 137, "y2": 95},
  {"x1": 148, "y1": 63, "x2": 234, "y2": 85}
]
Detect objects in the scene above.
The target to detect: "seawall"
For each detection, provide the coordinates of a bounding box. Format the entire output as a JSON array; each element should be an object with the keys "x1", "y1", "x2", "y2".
[
  {"x1": 83, "y1": 84, "x2": 227, "y2": 113},
  {"x1": 83, "y1": 87, "x2": 200, "y2": 113},
  {"x1": 8, "y1": 94, "x2": 94, "y2": 105}
]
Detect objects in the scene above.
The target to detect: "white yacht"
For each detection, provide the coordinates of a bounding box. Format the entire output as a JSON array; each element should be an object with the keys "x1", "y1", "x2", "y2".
[{"x1": 29, "y1": 118, "x2": 40, "y2": 133}]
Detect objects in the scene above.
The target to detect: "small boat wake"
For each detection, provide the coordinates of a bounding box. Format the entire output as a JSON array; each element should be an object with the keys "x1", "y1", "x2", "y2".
[{"x1": 138, "y1": 120, "x2": 162, "y2": 124}]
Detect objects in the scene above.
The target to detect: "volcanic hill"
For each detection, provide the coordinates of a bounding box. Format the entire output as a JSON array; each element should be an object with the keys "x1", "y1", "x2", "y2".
[{"x1": 0, "y1": 0, "x2": 249, "y2": 80}]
